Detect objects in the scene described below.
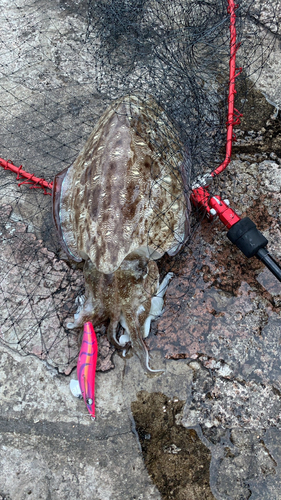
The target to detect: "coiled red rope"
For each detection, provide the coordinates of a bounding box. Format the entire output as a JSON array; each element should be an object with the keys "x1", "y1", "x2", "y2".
[{"x1": 0, "y1": 157, "x2": 53, "y2": 195}]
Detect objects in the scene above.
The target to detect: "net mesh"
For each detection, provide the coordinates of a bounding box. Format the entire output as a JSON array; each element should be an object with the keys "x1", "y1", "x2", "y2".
[{"x1": 0, "y1": 0, "x2": 280, "y2": 372}]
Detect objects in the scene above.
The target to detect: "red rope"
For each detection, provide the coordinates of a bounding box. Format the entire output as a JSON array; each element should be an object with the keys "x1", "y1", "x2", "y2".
[
  {"x1": 0, "y1": 157, "x2": 53, "y2": 195},
  {"x1": 210, "y1": 0, "x2": 242, "y2": 178},
  {"x1": 190, "y1": 0, "x2": 243, "y2": 229}
]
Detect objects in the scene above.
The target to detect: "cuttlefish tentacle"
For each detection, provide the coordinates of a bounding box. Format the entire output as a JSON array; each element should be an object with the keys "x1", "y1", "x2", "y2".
[{"x1": 119, "y1": 308, "x2": 163, "y2": 373}]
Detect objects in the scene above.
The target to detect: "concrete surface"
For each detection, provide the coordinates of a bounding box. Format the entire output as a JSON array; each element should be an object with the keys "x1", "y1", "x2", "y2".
[{"x1": 0, "y1": 347, "x2": 162, "y2": 500}]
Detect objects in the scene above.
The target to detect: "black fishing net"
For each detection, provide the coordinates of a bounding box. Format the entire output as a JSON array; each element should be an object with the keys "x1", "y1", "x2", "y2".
[{"x1": 0, "y1": 0, "x2": 279, "y2": 373}]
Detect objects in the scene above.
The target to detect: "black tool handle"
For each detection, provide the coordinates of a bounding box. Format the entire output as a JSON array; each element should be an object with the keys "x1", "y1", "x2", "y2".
[
  {"x1": 227, "y1": 217, "x2": 281, "y2": 282},
  {"x1": 256, "y1": 248, "x2": 281, "y2": 282}
]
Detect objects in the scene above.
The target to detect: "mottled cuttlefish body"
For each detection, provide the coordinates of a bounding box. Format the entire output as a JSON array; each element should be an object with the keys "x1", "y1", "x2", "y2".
[{"x1": 53, "y1": 95, "x2": 190, "y2": 371}]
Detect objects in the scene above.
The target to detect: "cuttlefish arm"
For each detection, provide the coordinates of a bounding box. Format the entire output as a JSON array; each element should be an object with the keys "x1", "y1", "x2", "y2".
[
  {"x1": 143, "y1": 272, "x2": 174, "y2": 338},
  {"x1": 118, "y1": 308, "x2": 163, "y2": 373},
  {"x1": 67, "y1": 260, "x2": 107, "y2": 329},
  {"x1": 112, "y1": 270, "x2": 174, "y2": 373}
]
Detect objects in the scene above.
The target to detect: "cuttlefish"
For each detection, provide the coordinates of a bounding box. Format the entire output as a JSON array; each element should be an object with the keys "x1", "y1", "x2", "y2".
[{"x1": 53, "y1": 95, "x2": 190, "y2": 372}]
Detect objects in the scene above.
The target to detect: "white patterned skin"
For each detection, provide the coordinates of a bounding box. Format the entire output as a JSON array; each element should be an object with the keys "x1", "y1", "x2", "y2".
[{"x1": 53, "y1": 95, "x2": 190, "y2": 371}]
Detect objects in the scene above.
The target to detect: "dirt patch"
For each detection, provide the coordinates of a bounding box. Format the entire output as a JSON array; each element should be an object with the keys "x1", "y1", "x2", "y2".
[{"x1": 131, "y1": 391, "x2": 215, "y2": 500}]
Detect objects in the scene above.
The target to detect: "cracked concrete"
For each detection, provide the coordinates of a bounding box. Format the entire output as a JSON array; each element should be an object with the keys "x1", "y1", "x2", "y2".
[{"x1": 0, "y1": 347, "x2": 161, "y2": 500}]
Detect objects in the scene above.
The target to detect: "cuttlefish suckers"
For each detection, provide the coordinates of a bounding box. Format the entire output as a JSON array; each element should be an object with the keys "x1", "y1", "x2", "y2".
[{"x1": 53, "y1": 95, "x2": 190, "y2": 372}]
